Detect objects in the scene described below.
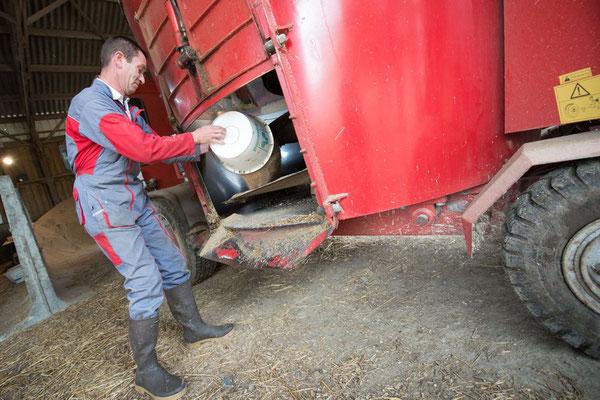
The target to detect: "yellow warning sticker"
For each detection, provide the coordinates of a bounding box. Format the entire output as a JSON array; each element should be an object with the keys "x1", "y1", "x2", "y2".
[
  {"x1": 558, "y1": 67, "x2": 592, "y2": 84},
  {"x1": 554, "y1": 75, "x2": 600, "y2": 124}
]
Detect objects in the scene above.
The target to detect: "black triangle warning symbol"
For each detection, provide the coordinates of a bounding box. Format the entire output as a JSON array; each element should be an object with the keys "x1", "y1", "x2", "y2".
[{"x1": 570, "y1": 83, "x2": 591, "y2": 99}]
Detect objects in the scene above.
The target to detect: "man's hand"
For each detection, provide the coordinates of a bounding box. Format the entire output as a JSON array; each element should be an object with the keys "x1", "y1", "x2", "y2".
[{"x1": 190, "y1": 125, "x2": 226, "y2": 145}]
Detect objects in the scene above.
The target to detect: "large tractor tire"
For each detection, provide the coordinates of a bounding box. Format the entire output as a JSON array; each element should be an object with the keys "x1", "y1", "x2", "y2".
[
  {"x1": 152, "y1": 197, "x2": 217, "y2": 285},
  {"x1": 502, "y1": 159, "x2": 600, "y2": 359}
]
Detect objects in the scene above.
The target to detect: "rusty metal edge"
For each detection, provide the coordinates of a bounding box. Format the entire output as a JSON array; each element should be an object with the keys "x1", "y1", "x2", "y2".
[
  {"x1": 225, "y1": 169, "x2": 310, "y2": 204},
  {"x1": 462, "y1": 130, "x2": 600, "y2": 255}
]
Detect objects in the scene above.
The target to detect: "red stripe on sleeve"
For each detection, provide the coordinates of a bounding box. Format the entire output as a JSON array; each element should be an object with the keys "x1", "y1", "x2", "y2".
[
  {"x1": 93, "y1": 232, "x2": 123, "y2": 266},
  {"x1": 99, "y1": 113, "x2": 195, "y2": 164}
]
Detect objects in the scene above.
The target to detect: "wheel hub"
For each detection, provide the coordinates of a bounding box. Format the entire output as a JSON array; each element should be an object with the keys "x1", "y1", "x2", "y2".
[{"x1": 562, "y1": 218, "x2": 600, "y2": 315}]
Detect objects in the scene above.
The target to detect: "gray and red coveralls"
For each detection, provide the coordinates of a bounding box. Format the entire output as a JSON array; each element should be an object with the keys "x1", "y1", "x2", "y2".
[{"x1": 66, "y1": 79, "x2": 201, "y2": 319}]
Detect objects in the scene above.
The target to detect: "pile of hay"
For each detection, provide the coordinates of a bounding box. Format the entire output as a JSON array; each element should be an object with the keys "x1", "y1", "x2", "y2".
[{"x1": 32, "y1": 198, "x2": 101, "y2": 277}]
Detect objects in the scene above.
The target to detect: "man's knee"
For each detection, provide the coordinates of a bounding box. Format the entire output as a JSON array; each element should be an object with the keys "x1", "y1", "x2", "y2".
[
  {"x1": 126, "y1": 270, "x2": 165, "y2": 319},
  {"x1": 162, "y1": 269, "x2": 190, "y2": 291},
  {"x1": 128, "y1": 289, "x2": 164, "y2": 320}
]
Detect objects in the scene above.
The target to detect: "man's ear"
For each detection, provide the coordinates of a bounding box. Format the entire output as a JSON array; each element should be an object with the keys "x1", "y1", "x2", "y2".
[{"x1": 113, "y1": 51, "x2": 125, "y2": 69}]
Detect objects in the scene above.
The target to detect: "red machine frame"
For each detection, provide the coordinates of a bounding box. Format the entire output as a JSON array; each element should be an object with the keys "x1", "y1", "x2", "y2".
[
  {"x1": 119, "y1": 0, "x2": 600, "y2": 361},
  {"x1": 121, "y1": 0, "x2": 600, "y2": 259}
]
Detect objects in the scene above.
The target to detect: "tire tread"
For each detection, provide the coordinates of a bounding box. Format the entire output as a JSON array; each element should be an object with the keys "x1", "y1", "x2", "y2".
[
  {"x1": 152, "y1": 197, "x2": 217, "y2": 285},
  {"x1": 502, "y1": 159, "x2": 600, "y2": 359}
]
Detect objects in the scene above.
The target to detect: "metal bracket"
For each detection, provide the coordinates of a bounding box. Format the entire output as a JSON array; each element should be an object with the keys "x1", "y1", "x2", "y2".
[
  {"x1": 264, "y1": 33, "x2": 288, "y2": 55},
  {"x1": 176, "y1": 45, "x2": 198, "y2": 70},
  {"x1": 462, "y1": 130, "x2": 600, "y2": 255},
  {"x1": 0, "y1": 176, "x2": 68, "y2": 342},
  {"x1": 181, "y1": 162, "x2": 221, "y2": 230},
  {"x1": 275, "y1": 24, "x2": 294, "y2": 35},
  {"x1": 324, "y1": 193, "x2": 348, "y2": 216}
]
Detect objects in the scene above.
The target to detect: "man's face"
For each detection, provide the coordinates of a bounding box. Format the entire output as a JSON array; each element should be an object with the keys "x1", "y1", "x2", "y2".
[{"x1": 118, "y1": 51, "x2": 147, "y2": 96}]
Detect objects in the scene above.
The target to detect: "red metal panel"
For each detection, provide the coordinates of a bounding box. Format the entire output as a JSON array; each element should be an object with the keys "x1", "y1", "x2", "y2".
[
  {"x1": 265, "y1": 1, "x2": 524, "y2": 220},
  {"x1": 140, "y1": 163, "x2": 182, "y2": 189},
  {"x1": 132, "y1": 0, "x2": 194, "y2": 121},
  {"x1": 505, "y1": 0, "x2": 600, "y2": 133},
  {"x1": 134, "y1": 78, "x2": 184, "y2": 189},
  {"x1": 176, "y1": 0, "x2": 270, "y2": 120},
  {"x1": 336, "y1": 204, "x2": 466, "y2": 237},
  {"x1": 123, "y1": 0, "x2": 272, "y2": 128},
  {"x1": 180, "y1": 0, "x2": 253, "y2": 54},
  {"x1": 201, "y1": 24, "x2": 267, "y2": 88},
  {"x1": 180, "y1": 60, "x2": 273, "y2": 128},
  {"x1": 179, "y1": 0, "x2": 265, "y2": 92},
  {"x1": 335, "y1": 189, "x2": 512, "y2": 237}
]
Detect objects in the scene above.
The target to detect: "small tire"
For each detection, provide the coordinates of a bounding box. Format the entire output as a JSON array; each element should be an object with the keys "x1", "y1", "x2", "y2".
[
  {"x1": 152, "y1": 197, "x2": 217, "y2": 285},
  {"x1": 502, "y1": 159, "x2": 600, "y2": 359}
]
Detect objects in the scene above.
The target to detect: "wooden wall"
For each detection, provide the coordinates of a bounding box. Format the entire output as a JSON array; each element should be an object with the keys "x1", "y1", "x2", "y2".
[{"x1": 0, "y1": 138, "x2": 73, "y2": 222}]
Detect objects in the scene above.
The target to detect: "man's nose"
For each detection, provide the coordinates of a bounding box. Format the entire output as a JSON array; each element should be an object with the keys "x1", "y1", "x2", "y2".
[{"x1": 139, "y1": 74, "x2": 145, "y2": 85}]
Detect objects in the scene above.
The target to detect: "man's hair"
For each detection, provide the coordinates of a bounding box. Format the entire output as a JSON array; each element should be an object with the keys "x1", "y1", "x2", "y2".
[{"x1": 100, "y1": 36, "x2": 146, "y2": 68}]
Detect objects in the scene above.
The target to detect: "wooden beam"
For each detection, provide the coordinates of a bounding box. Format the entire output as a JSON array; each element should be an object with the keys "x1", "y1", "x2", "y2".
[
  {"x1": 18, "y1": 2, "x2": 61, "y2": 206},
  {"x1": 42, "y1": 117, "x2": 66, "y2": 142},
  {"x1": 0, "y1": 115, "x2": 26, "y2": 123},
  {"x1": 30, "y1": 27, "x2": 105, "y2": 40},
  {"x1": 0, "y1": 94, "x2": 21, "y2": 102},
  {"x1": 26, "y1": 0, "x2": 69, "y2": 25},
  {"x1": 0, "y1": 10, "x2": 16, "y2": 24},
  {"x1": 0, "y1": 130, "x2": 62, "y2": 137},
  {"x1": 31, "y1": 93, "x2": 77, "y2": 101},
  {"x1": 31, "y1": 28, "x2": 133, "y2": 41},
  {"x1": 0, "y1": 26, "x2": 130, "y2": 40},
  {"x1": 69, "y1": 0, "x2": 106, "y2": 40},
  {"x1": 30, "y1": 65, "x2": 100, "y2": 73},
  {"x1": 2, "y1": 62, "x2": 101, "y2": 73},
  {"x1": 3, "y1": 64, "x2": 100, "y2": 73},
  {"x1": 0, "y1": 64, "x2": 16, "y2": 72},
  {"x1": 11, "y1": 2, "x2": 32, "y2": 133},
  {"x1": 34, "y1": 113, "x2": 67, "y2": 121},
  {"x1": 0, "y1": 114, "x2": 70, "y2": 123},
  {"x1": 0, "y1": 128, "x2": 26, "y2": 144},
  {"x1": 42, "y1": 137, "x2": 68, "y2": 144},
  {"x1": 32, "y1": 28, "x2": 132, "y2": 40},
  {"x1": 0, "y1": 92, "x2": 74, "y2": 103},
  {"x1": 1, "y1": 18, "x2": 26, "y2": 115}
]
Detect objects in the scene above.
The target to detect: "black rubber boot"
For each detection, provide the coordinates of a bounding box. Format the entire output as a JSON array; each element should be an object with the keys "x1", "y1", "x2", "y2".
[
  {"x1": 129, "y1": 317, "x2": 186, "y2": 400},
  {"x1": 165, "y1": 280, "x2": 234, "y2": 348}
]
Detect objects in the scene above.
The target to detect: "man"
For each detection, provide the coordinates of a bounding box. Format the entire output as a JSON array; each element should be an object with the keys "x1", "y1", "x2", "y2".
[{"x1": 66, "y1": 36, "x2": 233, "y2": 400}]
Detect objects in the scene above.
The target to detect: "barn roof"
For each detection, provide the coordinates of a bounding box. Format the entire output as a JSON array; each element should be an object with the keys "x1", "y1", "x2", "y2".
[{"x1": 0, "y1": 0, "x2": 132, "y2": 143}]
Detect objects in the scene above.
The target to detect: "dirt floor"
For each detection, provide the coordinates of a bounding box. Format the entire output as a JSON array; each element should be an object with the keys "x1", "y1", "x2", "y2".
[{"x1": 0, "y1": 234, "x2": 599, "y2": 399}]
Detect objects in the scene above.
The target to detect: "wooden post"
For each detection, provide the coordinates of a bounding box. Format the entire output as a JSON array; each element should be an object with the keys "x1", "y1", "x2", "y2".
[{"x1": 13, "y1": 2, "x2": 61, "y2": 206}]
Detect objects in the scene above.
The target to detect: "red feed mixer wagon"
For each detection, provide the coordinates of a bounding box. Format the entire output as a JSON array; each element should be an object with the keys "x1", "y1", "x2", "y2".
[{"x1": 119, "y1": 0, "x2": 600, "y2": 358}]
